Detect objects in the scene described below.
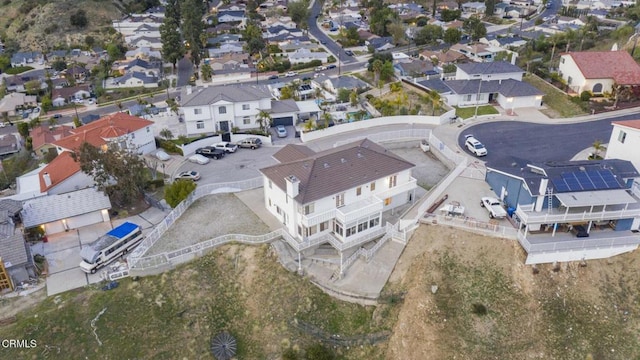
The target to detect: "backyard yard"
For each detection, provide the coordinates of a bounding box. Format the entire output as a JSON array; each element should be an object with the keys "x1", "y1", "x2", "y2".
[{"x1": 524, "y1": 74, "x2": 588, "y2": 118}]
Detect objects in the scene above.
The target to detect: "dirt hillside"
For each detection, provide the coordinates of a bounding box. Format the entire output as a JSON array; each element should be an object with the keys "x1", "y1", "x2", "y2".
[{"x1": 384, "y1": 224, "x2": 640, "y2": 360}]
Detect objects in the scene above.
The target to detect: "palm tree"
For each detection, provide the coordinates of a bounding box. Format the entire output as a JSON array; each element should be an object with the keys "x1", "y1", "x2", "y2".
[
  {"x1": 322, "y1": 112, "x2": 332, "y2": 127},
  {"x1": 591, "y1": 140, "x2": 607, "y2": 160},
  {"x1": 48, "y1": 116, "x2": 58, "y2": 128},
  {"x1": 372, "y1": 59, "x2": 383, "y2": 85},
  {"x1": 256, "y1": 109, "x2": 272, "y2": 132},
  {"x1": 426, "y1": 90, "x2": 442, "y2": 115},
  {"x1": 160, "y1": 128, "x2": 174, "y2": 140},
  {"x1": 116, "y1": 101, "x2": 123, "y2": 112}
]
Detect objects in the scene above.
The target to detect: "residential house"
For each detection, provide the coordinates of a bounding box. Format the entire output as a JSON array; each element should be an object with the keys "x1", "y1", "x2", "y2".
[
  {"x1": 47, "y1": 50, "x2": 69, "y2": 61},
  {"x1": 288, "y1": 49, "x2": 329, "y2": 65},
  {"x1": 576, "y1": 0, "x2": 622, "y2": 9},
  {"x1": 462, "y1": 2, "x2": 486, "y2": 14},
  {"x1": 118, "y1": 58, "x2": 159, "y2": 77},
  {"x1": 207, "y1": 53, "x2": 250, "y2": 71},
  {"x1": 485, "y1": 157, "x2": 640, "y2": 264},
  {"x1": 259, "y1": 138, "x2": 416, "y2": 256},
  {"x1": 2, "y1": 75, "x2": 26, "y2": 93},
  {"x1": 105, "y1": 71, "x2": 158, "y2": 88},
  {"x1": 0, "y1": 93, "x2": 37, "y2": 116},
  {"x1": 451, "y1": 43, "x2": 502, "y2": 62},
  {"x1": 416, "y1": 61, "x2": 543, "y2": 109},
  {"x1": 217, "y1": 10, "x2": 246, "y2": 23},
  {"x1": 112, "y1": 15, "x2": 163, "y2": 37},
  {"x1": 180, "y1": 84, "x2": 273, "y2": 134},
  {"x1": 125, "y1": 47, "x2": 162, "y2": 60},
  {"x1": 128, "y1": 23, "x2": 161, "y2": 38},
  {"x1": 0, "y1": 135, "x2": 19, "y2": 156},
  {"x1": 63, "y1": 65, "x2": 89, "y2": 81},
  {"x1": 21, "y1": 187, "x2": 112, "y2": 235},
  {"x1": 51, "y1": 78, "x2": 70, "y2": 89},
  {"x1": 30, "y1": 125, "x2": 74, "y2": 158},
  {"x1": 0, "y1": 205, "x2": 34, "y2": 287},
  {"x1": 481, "y1": 36, "x2": 528, "y2": 49},
  {"x1": 367, "y1": 37, "x2": 395, "y2": 52},
  {"x1": 269, "y1": 100, "x2": 300, "y2": 126},
  {"x1": 419, "y1": 49, "x2": 466, "y2": 66},
  {"x1": 51, "y1": 85, "x2": 91, "y2": 107},
  {"x1": 558, "y1": 51, "x2": 640, "y2": 95},
  {"x1": 394, "y1": 58, "x2": 439, "y2": 78},
  {"x1": 127, "y1": 36, "x2": 163, "y2": 50},
  {"x1": 208, "y1": 42, "x2": 245, "y2": 57},
  {"x1": 10, "y1": 51, "x2": 42, "y2": 67},
  {"x1": 606, "y1": 120, "x2": 640, "y2": 176},
  {"x1": 311, "y1": 75, "x2": 369, "y2": 95},
  {"x1": 207, "y1": 33, "x2": 242, "y2": 46}
]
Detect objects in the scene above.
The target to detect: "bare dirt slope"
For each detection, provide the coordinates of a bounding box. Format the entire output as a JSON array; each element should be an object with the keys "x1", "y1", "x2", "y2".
[{"x1": 384, "y1": 224, "x2": 640, "y2": 360}]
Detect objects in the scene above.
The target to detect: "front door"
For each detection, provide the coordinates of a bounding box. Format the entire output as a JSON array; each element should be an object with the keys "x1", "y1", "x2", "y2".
[{"x1": 219, "y1": 121, "x2": 230, "y2": 132}]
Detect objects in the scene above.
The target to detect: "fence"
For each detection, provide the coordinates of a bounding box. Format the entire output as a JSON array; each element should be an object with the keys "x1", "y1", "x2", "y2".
[
  {"x1": 421, "y1": 214, "x2": 518, "y2": 240},
  {"x1": 128, "y1": 178, "x2": 263, "y2": 269},
  {"x1": 336, "y1": 223, "x2": 404, "y2": 277},
  {"x1": 332, "y1": 128, "x2": 432, "y2": 148}
]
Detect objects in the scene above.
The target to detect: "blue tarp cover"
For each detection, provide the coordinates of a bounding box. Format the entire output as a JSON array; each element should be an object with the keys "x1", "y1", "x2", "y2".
[{"x1": 107, "y1": 222, "x2": 140, "y2": 239}]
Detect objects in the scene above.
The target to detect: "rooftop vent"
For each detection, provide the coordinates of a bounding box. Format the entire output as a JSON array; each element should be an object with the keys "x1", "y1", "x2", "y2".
[
  {"x1": 579, "y1": 166, "x2": 586, "y2": 171},
  {"x1": 323, "y1": 163, "x2": 329, "y2": 168},
  {"x1": 340, "y1": 158, "x2": 346, "y2": 163}
]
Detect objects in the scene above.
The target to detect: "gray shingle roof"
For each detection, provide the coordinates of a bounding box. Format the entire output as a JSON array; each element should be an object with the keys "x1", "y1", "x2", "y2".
[
  {"x1": 0, "y1": 199, "x2": 22, "y2": 216},
  {"x1": 421, "y1": 78, "x2": 542, "y2": 97},
  {"x1": 456, "y1": 61, "x2": 524, "y2": 75},
  {"x1": 0, "y1": 212, "x2": 28, "y2": 268},
  {"x1": 270, "y1": 99, "x2": 299, "y2": 113},
  {"x1": 21, "y1": 188, "x2": 112, "y2": 228},
  {"x1": 181, "y1": 85, "x2": 272, "y2": 107},
  {"x1": 272, "y1": 144, "x2": 317, "y2": 163},
  {"x1": 260, "y1": 138, "x2": 415, "y2": 204}
]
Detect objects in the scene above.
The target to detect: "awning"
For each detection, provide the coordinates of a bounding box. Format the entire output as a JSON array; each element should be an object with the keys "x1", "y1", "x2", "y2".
[{"x1": 556, "y1": 189, "x2": 637, "y2": 208}]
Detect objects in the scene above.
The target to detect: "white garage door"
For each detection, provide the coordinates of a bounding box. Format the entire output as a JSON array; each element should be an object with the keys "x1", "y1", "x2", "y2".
[
  {"x1": 44, "y1": 221, "x2": 65, "y2": 235},
  {"x1": 65, "y1": 211, "x2": 106, "y2": 230}
]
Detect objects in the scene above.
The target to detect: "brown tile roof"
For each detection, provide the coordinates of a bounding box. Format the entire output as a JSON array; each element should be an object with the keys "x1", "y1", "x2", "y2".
[
  {"x1": 53, "y1": 112, "x2": 153, "y2": 151},
  {"x1": 563, "y1": 51, "x2": 640, "y2": 85},
  {"x1": 51, "y1": 85, "x2": 91, "y2": 100},
  {"x1": 38, "y1": 152, "x2": 81, "y2": 192},
  {"x1": 272, "y1": 144, "x2": 317, "y2": 163},
  {"x1": 260, "y1": 138, "x2": 415, "y2": 204},
  {"x1": 30, "y1": 125, "x2": 74, "y2": 151},
  {"x1": 612, "y1": 119, "x2": 640, "y2": 130}
]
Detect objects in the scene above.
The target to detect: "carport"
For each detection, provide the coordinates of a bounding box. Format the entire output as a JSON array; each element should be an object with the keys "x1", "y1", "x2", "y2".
[
  {"x1": 270, "y1": 99, "x2": 299, "y2": 127},
  {"x1": 21, "y1": 188, "x2": 112, "y2": 235}
]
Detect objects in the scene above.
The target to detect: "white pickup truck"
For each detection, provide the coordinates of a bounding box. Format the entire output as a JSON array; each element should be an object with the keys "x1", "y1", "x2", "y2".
[{"x1": 480, "y1": 197, "x2": 508, "y2": 219}]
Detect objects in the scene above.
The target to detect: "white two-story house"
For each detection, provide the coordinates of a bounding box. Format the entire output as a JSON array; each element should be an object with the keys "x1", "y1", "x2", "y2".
[
  {"x1": 606, "y1": 120, "x2": 640, "y2": 177},
  {"x1": 180, "y1": 85, "x2": 273, "y2": 135},
  {"x1": 260, "y1": 139, "x2": 416, "y2": 255}
]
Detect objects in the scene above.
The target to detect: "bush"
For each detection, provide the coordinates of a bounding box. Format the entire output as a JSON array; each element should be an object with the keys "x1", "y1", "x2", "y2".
[
  {"x1": 580, "y1": 91, "x2": 592, "y2": 101},
  {"x1": 304, "y1": 343, "x2": 334, "y2": 360},
  {"x1": 5, "y1": 66, "x2": 34, "y2": 75},
  {"x1": 164, "y1": 180, "x2": 196, "y2": 208},
  {"x1": 156, "y1": 138, "x2": 183, "y2": 155},
  {"x1": 70, "y1": 10, "x2": 88, "y2": 28},
  {"x1": 291, "y1": 59, "x2": 322, "y2": 71},
  {"x1": 146, "y1": 179, "x2": 165, "y2": 190}
]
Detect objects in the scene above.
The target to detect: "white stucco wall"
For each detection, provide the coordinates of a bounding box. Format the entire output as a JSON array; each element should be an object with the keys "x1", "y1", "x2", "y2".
[{"x1": 606, "y1": 124, "x2": 640, "y2": 173}]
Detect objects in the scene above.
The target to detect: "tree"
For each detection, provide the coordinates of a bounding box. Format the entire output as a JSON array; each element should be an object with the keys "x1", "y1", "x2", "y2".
[
  {"x1": 0, "y1": 55, "x2": 10, "y2": 72},
  {"x1": 386, "y1": 19, "x2": 406, "y2": 45},
  {"x1": 444, "y1": 28, "x2": 462, "y2": 44},
  {"x1": 181, "y1": 0, "x2": 205, "y2": 67},
  {"x1": 380, "y1": 61, "x2": 394, "y2": 81},
  {"x1": 106, "y1": 43, "x2": 125, "y2": 60},
  {"x1": 591, "y1": 140, "x2": 606, "y2": 159},
  {"x1": 243, "y1": 23, "x2": 266, "y2": 55},
  {"x1": 256, "y1": 110, "x2": 272, "y2": 131},
  {"x1": 200, "y1": 63, "x2": 213, "y2": 81},
  {"x1": 424, "y1": 90, "x2": 442, "y2": 115},
  {"x1": 70, "y1": 10, "x2": 88, "y2": 28},
  {"x1": 52, "y1": 59, "x2": 67, "y2": 72},
  {"x1": 41, "y1": 95, "x2": 53, "y2": 112},
  {"x1": 73, "y1": 116, "x2": 82, "y2": 128},
  {"x1": 164, "y1": 180, "x2": 196, "y2": 208},
  {"x1": 372, "y1": 59, "x2": 383, "y2": 85},
  {"x1": 160, "y1": 17, "x2": 185, "y2": 70},
  {"x1": 337, "y1": 88, "x2": 351, "y2": 103},
  {"x1": 350, "y1": 90, "x2": 358, "y2": 107},
  {"x1": 485, "y1": 0, "x2": 496, "y2": 16},
  {"x1": 160, "y1": 128, "x2": 174, "y2": 140},
  {"x1": 441, "y1": 9, "x2": 461, "y2": 22},
  {"x1": 414, "y1": 25, "x2": 444, "y2": 46},
  {"x1": 280, "y1": 86, "x2": 294, "y2": 100},
  {"x1": 369, "y1": 8, "x2": 398, "y2": 36},
  {"x1": 288, "y1": 0, "x2": 310, "y2": 26},
  {"x1": 17, "y1": 122, "x2": 30, "y2": 137},
  {"x1": 48, "y1": 116, "x2": 58, "y2": 128},
  {"x1": 25, "y1": 80, "x2": 41, "y2": 95},
  {"x1": 85, "y1": 35, "x2": 95, "y2": 48},
  {"x1": 463, "y1": 17, "x2": 487, "y2": 41},
  {"x1": 73, "y1": 142, "x2": 149, "y2": 207}
]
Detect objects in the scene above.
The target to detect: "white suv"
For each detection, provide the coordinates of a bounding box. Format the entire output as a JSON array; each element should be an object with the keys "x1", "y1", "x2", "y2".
[{"x1": 464, "y1": 135, "x2": 487, "y2": 157}]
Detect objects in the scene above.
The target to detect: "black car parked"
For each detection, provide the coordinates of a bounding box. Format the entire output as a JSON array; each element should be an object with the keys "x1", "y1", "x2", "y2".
[{"x1": 195, "y1": 147, "x2": 225, "y2": 159}]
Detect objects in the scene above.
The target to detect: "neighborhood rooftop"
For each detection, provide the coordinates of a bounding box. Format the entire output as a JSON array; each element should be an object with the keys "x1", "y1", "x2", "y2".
[
  {"x1": 562, "y1": 51, "x2": 640, "y2": 85},
  {"x1": 21, "y1": 188, "x2": 112, "y2": 228},
  {"x1": 180, "y1": 85, "x2": 272, "y2": 106}
]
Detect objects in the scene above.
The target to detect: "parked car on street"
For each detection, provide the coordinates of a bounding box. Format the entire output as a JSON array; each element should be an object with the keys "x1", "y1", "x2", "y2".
[
  {"x1": 344, "y1": 50, "x2": 354, "y2": 56},
  {"x1": 480, "y1": 197, "x2": 507, "y2": 219},
  {"x1": 268, "y1": 74, "x2": 279, "y2": 80},
  {"x1": 236, "y1": 137, "x2": 262, "y2": 149},
  {"x1": 175, "y1": 170, "x2": 201, "y2": 181},
  {"x1": 195, "y1": 147, "x2": 225, "y2": 159},
  {"x1": 276, "y1": 125, "x2": 287, "y2": 138},
  {"x1": 326, "y1": 64, "x2": 337, "y2": 69},
  {"x1": 464, "y1": 135, "x2": 488, "y2": 157},
  {"x1": 213, "y1": 142, "x2": 238, "y2": 153},
  {"x1": 315, "y1": 66, "x2": 327, "y2": 72},
  {"x1": 155, "y1": 150, "x2": 171, "y2": 161},
  {"x1": 285, "y1": 71, "x2": 298, "y2": 77},
  {"x1": 188, "y1": 154, "x2": 210, "y2": 165}
]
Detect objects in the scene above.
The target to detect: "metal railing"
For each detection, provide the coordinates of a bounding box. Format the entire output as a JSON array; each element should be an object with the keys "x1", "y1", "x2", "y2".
[
  {"x1": 515, "y1": 205, "x2": 640, "y2": 225},
  {"x1": 128, "y1": 178, "x2": 263, "y2": 268},
  {"x1": 332, "y1": 128, "x2": 432, "y2": 148},
  {"x1": 517, "y1": 231, "x2": 640, "y2": 253},
  {"x1": 424, "y1": 214, "x2": 518, "y2": 240}
]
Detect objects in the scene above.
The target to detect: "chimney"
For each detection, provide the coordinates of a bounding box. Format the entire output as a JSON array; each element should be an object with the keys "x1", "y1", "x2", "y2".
[
  {"x1": 285, "y1": 175, "x2": 299, "y2": 199},
  {"x1": 43, "y1": 172, "x2": 52, "y2": 188},
  {"x1": 186, "y1": 85, "x2": 193, "y2": 95},
  {"x1": 511, "y1": 52, "x2": 518, "y2": 65}
]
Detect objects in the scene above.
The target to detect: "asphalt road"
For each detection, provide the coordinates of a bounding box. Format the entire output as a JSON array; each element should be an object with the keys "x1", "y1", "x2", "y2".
[
  {"x1": 307, "y1": 0, "x2": 357, "y2": 65},
  {"x1": 457, "y1": 116, "x2": 630, "y2": 165},
  {"x1": 176, "y1": 56, "x2": 194, "y2": 87}
]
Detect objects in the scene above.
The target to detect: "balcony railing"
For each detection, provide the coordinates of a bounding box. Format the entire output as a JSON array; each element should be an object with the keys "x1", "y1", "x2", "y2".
[
  {"x1": 515, "y1": 204, "x2": 640, "y2": 225},
  {"x1": 517, "y1": 230, "x2": 640, "y2": 254},
  {"x1": 336, "y1": 196, "x2": 383, "y2": 224},
  {"x1": 300, "y1": 208, "x2": 336, "y2": 228},
  {"x1": 376, "y1": 177, "x2": 417, "y2": 200}
]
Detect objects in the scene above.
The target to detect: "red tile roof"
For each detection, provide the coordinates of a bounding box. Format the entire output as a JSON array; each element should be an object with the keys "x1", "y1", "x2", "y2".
[
  {"x1": 564, "y1": 51, "x2": 640, "y2": 85},
  {"x1": 30, "y1": 125, "x2": 74, "y2": 151},
  {"x1": 53, "y1": 112, "x2": 153, "y2": 151},
  {"x1": 612, "y1": 119, "x2": 640, "y2": 130},
  {"x1": 38, "y1": 152, "x2": 81, "y2": 192}
]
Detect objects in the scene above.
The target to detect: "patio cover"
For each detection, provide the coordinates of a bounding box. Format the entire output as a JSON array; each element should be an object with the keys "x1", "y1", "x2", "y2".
[{"x1": 556, "y1": 189, "x2": 637, "y2": 208}]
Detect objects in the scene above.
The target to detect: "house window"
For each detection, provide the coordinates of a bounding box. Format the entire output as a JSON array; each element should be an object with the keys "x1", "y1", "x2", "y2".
[
  {"x1": 131, "y1": 133, "x2": 135, "y2": 139},
  {"x1": 369, "y1": 217, "x2": 380, "y2": 228},
  {"x1": 384, "y1": 197, "x2": 392, "y2": 206},
  {"x1": 346, "y1": 225, "x2": 357, "y2": 237},
  {"x1": 560, "y1": 58, "x2": 565, "y2": 64},
  {"x1": 219, "y1": 106, "x2": 227, "y2": 114},
  {"x1": 320, "y1": 221, "x2": 329, "y2": 232},
  {"x1": 465, "y1": 94, "x2": 472, "y2": 101},
  {"x1": 268, "y1": 198, "x2": 271, "y2": 207},
  {"x1": 335, "y1": 193, "x2": 345, "y2": 207},
  {"x1": 146, "y1": 127, "x2": 150, "y2": 133},
  {"x1": 196, "y1": 121, "x2": 204, "y2": 129},
  {"x1": 298, "y1": 226, "x2": 302, "y2": 236},
  {"x1": 334, "y1": 222, "x2": 343, "y2": 236},
  {"x1": 388, "y1": 175, "x2": 397, "y2": 188},
  {"x1": 194, "y1": 108, "x2": 202, "y2": 115},
  {"x1": 242, "y1": 104, "x2": 250, "y2": 110},
  {"x1": 243, "y1": 116, "x2": 251, "y2": 125},
  {"x1": 304, "y1": 203, "x2": 315, "y2": 215},
  {"x1": 268, "y1": 180, "x2": 272, "y2": 189},
  {"x1": 358, "y1": 221, "x2": 369, "y2": 232},
  {"x1": 618, "y1": 130, "x2": 627, "y2": 144},
  {"x1": 370, "y1": 181, "x2": 376, "y2": 191},
  {"x1": 567, "y1": 76, "x2": 572, "y2": 85},
  {"x1": 356, "y1": 187, "x2": 361, "y2": 196},
  {"x1": 305, "y1": 225, "x2": 317, "y2": 237}
]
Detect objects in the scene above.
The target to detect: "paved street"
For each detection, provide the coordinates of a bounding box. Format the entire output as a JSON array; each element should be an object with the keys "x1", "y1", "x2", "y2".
[{"x1": 307, "y1": 0, "x2": 357, "y2": 64}]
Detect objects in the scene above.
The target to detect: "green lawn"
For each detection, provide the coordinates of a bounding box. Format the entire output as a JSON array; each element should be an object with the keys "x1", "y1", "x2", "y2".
[
  {"x1": 523, "y1": 74, "x2": 587, "y2": 118},
  {"x1": 455, "y1": 105, "x2": 499, "y2": 119}
]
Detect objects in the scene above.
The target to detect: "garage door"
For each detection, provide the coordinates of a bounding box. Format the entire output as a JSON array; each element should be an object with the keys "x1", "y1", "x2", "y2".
[
  {"x1": 44, "y1": 221, "x2": 65, "y2": 235},
  {"x1": 271, "y1": 116, "x2": 293, "y2": 127},
  {"x1": 65, "y1": 211, "x2": 106, "y2": 230}
]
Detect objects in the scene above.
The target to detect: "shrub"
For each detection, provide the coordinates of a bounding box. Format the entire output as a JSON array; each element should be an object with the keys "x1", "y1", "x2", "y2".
[
  {"x1": 580, "y1": 91, "x2": 592, "y2": 101},
  {"x1": 70, "y1": 10, "x2": 88, "y2": 28},
  {"x1": 146, "y1": 178, "x2": 165, "y2": 190},
  {"x1": 164, "y1": 180, "x2": 196, "y2": 208},
  {"x1": 156, "y1": 138, "x2": 183, "y2": 155}
]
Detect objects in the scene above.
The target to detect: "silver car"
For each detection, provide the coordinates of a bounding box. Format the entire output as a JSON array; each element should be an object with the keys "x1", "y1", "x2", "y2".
[{"x1": 276, "y1": 125, "x2": 287, "y2": 138}]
